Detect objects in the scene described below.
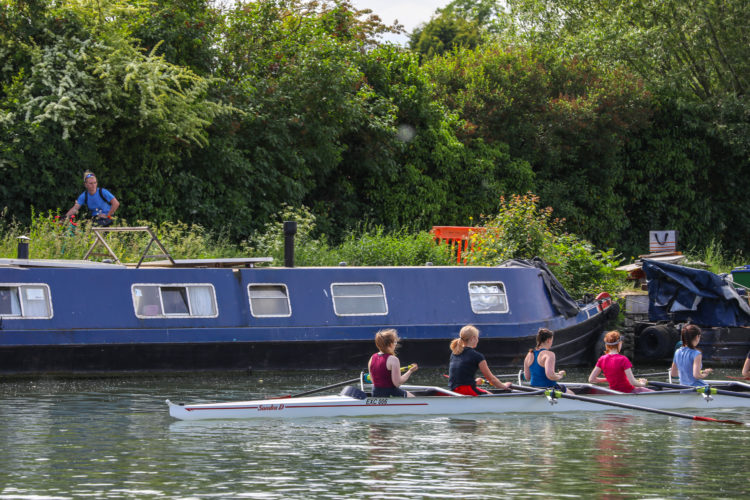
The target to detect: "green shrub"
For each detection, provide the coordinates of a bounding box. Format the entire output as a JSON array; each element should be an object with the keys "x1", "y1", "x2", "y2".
[
  {"x1": 337, "y1": 226, "x2": 455, "y2": 267},
  {"x1": 465, "y1": 193, "x2": 626, "y2": 298}
]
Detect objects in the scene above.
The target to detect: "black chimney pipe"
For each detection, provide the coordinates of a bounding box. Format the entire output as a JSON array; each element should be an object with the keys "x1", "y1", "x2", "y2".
[
  {"x1": 17, "y1": 236, "x2": 30, "y2": 259},
  {"x1": 283, "y1": 221, "x2": 297, "y2": 267}
]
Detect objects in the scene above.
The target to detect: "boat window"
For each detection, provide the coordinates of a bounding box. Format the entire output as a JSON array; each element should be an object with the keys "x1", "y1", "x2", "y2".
[
  {"x1": 132, "y1": 284, "x2": 217, "y2": 318},
  {"x1": 248, "y1": 284, "x2": 291, "y2": 317},
  {"x1": 188, "y1": 286, "x2": 217, "y2": 316},
  {"x1": 469, "y1": 282, "x2": 508, "y2": 314},
  {"x1": 0, "y1": 285, "x2": 52, "y2": 318},
  {"x1": 331, "y1": 283, "x2": 387, "y2": 316}
]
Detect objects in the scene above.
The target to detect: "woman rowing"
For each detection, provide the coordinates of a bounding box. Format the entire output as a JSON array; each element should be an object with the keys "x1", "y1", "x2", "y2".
[
  {"x1": 589, "y1": 330, "x2": 653, "y2": 393},
  {"x1": 448, "y1": 325, "x2": 511, "y2": 395},
  {"x1": 670, "y1": 324, "x2": 713, "y2": 386},
  {"x1": 368, "y1": 329, "x2": 418, "y2": 397},
  {"x1": 523, "y1": 328, "x2": 573, "y2": 394}
]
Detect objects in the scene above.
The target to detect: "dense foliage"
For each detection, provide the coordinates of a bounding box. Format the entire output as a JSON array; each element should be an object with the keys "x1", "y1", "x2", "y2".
[
  {"x1": 464, "y1": 193, "x2": 624, "y2": 297},
  {"x1": 1, "y1": 0, "x2": 749, "y2": 265}
]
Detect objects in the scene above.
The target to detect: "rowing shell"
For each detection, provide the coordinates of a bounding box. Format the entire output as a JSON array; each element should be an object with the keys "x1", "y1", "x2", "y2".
[{"x1": 167, "y1": 382, "x2": 750, "y2": 421}]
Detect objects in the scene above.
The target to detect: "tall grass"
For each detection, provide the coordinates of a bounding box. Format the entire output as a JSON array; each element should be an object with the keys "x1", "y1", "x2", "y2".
[
  {"x1": 0, "y1": 209, "x2": 244, "y2": 262},
  {"x1": 0, "y1": 208, "x2": 454, "y2": 267},
  {"x1": 684, "y1": 238, "x2": 746, "y2": 275}
]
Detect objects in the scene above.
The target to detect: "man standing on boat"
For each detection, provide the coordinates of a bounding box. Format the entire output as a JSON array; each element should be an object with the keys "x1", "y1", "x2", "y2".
[{"x1": 64, "y1": 171, "x2": 120, "y2": 226}]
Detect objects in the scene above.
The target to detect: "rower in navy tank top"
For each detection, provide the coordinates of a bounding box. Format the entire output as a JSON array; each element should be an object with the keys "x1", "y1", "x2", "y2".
[
  {"x1": 367, "y1": 329, "x2": 418, "y2": 397},
  {"x1": 523, "y1": 328, "x2": 573, "y2": 394},
  {"x1": 447, "y1": 325, "x2": 512, "y2": 396}
]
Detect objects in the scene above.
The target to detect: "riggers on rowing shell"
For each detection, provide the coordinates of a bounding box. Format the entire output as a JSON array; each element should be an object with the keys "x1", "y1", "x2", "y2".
[{"x1": 167, "y1": 381, "x2": 750, "y2": 421}]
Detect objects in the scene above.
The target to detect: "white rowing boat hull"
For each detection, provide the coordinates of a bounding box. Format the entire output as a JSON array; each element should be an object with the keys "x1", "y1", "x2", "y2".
[{"x1": 167, "y1": 384, "x2": 750, "y2": 421}]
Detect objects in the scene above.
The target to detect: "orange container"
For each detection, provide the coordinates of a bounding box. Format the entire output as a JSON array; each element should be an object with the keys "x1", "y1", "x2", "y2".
[{"x1": 431, "y1": 226, "x2": 485, "y2": 264}]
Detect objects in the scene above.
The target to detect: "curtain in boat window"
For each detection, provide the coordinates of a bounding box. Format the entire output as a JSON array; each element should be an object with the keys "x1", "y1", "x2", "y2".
[
  {"x1": 20, "y1": 286, "x2": 50, "y2": 317},
  {"x1": 188, "y1": 286, "x2": 216, "y2": 316},
  {"x1": 469, "y1": 283, "x2": 508, "y2": 313},
  {"x1": 331, "y1": 283, "x2": 387, "y2": 315},
  {"x1": 249, "y1": 285, "x2": 291, "y2": 317},
  {"x1": 133, "y1": 284, "x2": 216, "y2": 317}
]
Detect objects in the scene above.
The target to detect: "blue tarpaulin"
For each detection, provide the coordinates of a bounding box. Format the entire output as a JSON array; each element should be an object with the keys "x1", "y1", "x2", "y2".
[{"x1": 642, "y1": 259, "x2": 750, "y2": 326}]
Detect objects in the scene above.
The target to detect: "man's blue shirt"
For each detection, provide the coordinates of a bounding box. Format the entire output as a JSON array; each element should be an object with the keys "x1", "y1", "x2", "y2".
[{"x1": 76, "y1": 188, "x2": 114, "y2": 217}]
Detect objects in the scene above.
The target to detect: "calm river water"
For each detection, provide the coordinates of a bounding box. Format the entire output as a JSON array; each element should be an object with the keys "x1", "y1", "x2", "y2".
[{"x1": 1, "y1": 367, "x2": 748, "y2": 499}]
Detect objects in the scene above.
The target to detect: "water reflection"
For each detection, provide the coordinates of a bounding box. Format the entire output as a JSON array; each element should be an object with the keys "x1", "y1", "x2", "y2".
[
  {"x1": 1, "y1": 372, "x2": 749, "y2": 499},
  {"x1": 592, "y1": 414, "x2": 636, "y2": 500}
]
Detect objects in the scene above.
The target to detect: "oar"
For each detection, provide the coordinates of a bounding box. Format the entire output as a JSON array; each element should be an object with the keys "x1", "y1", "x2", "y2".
[
  {"x1": 288, "y1": 377, "x2": 361, "y2": 398},
  {"x1": 649, "y1": 381, "x2": 750, "y2": 399},
  {"x1": 635, "y1": 371, "x2": 670, "y2": 378},
  {"x1": 727, "y1": 375, "x2": 750, "y2": 381},
  {"x1": 290, "y1": 364, "x2": 415, "y2": 398},
  {"x1": 508, "y1": 384, "x2": 745, "y2": 425}
]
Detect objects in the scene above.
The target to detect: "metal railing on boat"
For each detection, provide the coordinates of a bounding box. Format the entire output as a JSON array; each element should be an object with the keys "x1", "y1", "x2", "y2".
[{"x1": 83, "y1": 226, "x2": 274, "y2": 269}]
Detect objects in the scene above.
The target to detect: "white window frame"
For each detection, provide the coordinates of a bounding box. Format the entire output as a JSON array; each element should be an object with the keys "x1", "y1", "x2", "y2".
[
  {"x1": 330, "y1": 282, "x2": 388, "y2": 317},
  {"x1": 248, "y1": 283, "x2": 292, "y2": 318},
  {"x1": 0, "y1": 283, "x2": 53, "y2": 319},
  {"x1": 131, "y1": 283, "x2": 218, "y2": 319},
  {"x1": 468, "y1": 281, "x2": 509, "y2": 314}
]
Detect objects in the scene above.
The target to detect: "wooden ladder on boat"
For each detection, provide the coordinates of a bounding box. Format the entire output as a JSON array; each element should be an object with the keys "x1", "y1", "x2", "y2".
[{"x1": 83, "y1": 226, "x2": 175, "y2": 268}]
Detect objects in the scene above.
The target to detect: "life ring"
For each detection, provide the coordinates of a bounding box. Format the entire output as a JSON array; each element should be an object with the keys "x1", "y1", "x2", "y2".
[
  {"x1": 637, "y1": 324, "x2": 678, "y2": 359},
  {"x1": 595, "y1": 292, "x2": 612, "y2": 312}
]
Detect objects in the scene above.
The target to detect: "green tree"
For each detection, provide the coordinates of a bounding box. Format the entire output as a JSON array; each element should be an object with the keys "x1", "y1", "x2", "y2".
[
  {"x1": 426, "y1": 44, "x2": 652, "y2": 248},
  {"x1": 497, "y1": 0, "x2": 750, "y2": 100},
  {"x1": 0, "y1": 0, "x2": 233, "y2": 226},
  {"x1": 409, "y1": 12, "x2": 481, "y2": 59}
]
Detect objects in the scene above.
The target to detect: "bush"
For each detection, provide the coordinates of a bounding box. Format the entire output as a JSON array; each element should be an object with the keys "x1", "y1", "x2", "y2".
[
  {"x1": 465, "y1": 193, "x2": 626, "y2": 298},
  {"x1": 337, "y1": 226, "x2": 455, "y2": 267}
]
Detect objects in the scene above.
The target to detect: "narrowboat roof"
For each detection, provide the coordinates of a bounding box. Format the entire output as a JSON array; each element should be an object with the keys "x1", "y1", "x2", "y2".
[
  {"x1": 0, "y1": 258, "x2": 126, "y2": 269},
  {"x1": 0, "y1": 257, "x2": 275, "y2": 269}
]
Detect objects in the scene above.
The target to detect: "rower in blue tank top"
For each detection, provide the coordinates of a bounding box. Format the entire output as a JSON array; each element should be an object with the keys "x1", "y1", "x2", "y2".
[
  {"x1": 523, "y1": 328, "x2": 573, "y2": 394},
  {"x1": 670, "y1": 324, "x2": 712, "y2": 386}
]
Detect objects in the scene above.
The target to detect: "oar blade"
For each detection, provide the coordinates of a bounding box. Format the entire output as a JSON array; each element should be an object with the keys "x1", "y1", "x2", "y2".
[{"x1": 693, "y1": 415, "x2": 746, "y2": 425}]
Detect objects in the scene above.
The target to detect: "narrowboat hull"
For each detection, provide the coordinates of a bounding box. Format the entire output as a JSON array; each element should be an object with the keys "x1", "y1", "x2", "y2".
[{"x1": 0, "y1": 259, "x2": 617, "y2": 375}]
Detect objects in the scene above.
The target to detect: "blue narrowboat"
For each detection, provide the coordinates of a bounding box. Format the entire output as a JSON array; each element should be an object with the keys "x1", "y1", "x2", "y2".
[{"x1": 0, "y1": 251, "x2": 618, "y2": 375}]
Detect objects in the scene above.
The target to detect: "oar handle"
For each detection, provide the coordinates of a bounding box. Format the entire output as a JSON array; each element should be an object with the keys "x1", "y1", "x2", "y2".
[
  {"x1": 363, "y1": 364, "x2": 415, "y2": 383},
  {"x1": 289, "y1": 377, "x2": 361, "y2": 398},
  {"x1": 650, "y1": 380, "x2": 750, "y2": 399}
]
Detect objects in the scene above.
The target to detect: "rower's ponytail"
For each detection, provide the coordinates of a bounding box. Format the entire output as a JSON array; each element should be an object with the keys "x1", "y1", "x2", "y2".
[
  {"x1": 450, "y1": 338, "x2": 466, "y2": 355},
  {"x1": 530, "y1": 328, "x2": 554, "y2": 353},
  {"x1": 681, "y1": 324, "x2": 702, "y2": 349},
  {"x1": 451, "y1": 325, "x2": 478, "y2": 355}
]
